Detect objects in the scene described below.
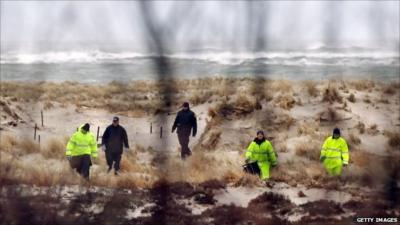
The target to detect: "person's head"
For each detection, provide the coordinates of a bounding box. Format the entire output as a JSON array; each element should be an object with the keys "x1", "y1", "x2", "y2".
[
  {"x1": 333, "y1": 127, "x2": 341, "y2": 139},
  {"x1": 256, "y1": 130, "x2": 264, "y2": 140},
  {"x1": 81, "y1": 123, "x2": 90, "y2": 134},
  {"x1": 182, "y1": 102, "x2": 189, "y2": 111},
  {"x1": 112, "y1": 116, "x2": 119, "y2": 126}
]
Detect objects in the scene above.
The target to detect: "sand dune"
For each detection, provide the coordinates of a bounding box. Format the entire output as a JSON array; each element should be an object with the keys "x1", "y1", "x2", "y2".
[{"x1": 1, "y1": 78, "x2": 399, "y2": 224}]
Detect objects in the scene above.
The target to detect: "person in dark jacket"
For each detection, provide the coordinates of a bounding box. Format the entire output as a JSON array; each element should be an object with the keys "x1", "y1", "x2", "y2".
[
  {"x1": 101, "y1": 117, "x2": 129, "y2": 175},
  {"x1": 172, "y1": 102, "x2": 197, "y2": 159}
]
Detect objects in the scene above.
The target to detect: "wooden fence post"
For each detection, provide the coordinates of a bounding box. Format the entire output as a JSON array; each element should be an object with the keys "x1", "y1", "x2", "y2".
[
  {"x1": 34, "y1": 123, "x2": 37, "y2": 140},
  {"x1": 96, "y1": 126, "x2": 100, "y2": 142}
]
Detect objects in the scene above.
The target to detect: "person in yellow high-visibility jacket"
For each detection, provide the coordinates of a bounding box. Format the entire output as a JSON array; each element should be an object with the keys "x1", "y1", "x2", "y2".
[
  {"x1": 245, "y1": 131, "x2": 277, "y2": 180},
  {"x1": 320, "y1": 128, "x2": 349, "y2": 176},
  {"x1": 66, "y1": 123, "x2": 98, "y2": 179}
]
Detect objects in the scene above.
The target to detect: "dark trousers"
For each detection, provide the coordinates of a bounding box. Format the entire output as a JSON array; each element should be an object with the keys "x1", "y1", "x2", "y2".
[
  {"x1": 177, "y1": 126, "x2": 192, "y2": 159},
  {"x1": 69, "y1": 155, "x2": 91, "y2": 179},
  {"x1": 105, "y1": 151, "x2": 122, "y2": 171}
]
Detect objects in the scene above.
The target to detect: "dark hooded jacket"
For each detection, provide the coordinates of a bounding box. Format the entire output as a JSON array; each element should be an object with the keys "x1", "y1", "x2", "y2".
[
  {"x1": 102, "y1": 125, "x2": 129, "y2": 154},
  {"x1": 172, "y1": 108, "x2": 197, "y2": 136}
]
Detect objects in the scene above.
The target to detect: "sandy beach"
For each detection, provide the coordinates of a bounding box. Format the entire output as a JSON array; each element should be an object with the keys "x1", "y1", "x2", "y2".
[{"x1": 1, "y1": 77, "x2": 399, "y2": 224}]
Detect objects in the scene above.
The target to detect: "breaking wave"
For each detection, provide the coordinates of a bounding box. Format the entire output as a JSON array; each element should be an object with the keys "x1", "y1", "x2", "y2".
[{"x1": 1, "y1": 49, "x2": 399, "y2": 67}]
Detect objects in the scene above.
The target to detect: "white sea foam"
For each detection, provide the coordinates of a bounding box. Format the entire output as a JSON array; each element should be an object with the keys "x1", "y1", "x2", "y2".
[{"x1": 1, "y1": 49, "x2": 398, "y2": 66}]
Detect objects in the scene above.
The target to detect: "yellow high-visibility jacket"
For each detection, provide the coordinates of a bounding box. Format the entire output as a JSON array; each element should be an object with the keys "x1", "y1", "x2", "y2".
[
  {"x1": 246, "y1": 139, "x2": 277, "y2": 164},
  {"x1": 320, "y1": 136, "x2": 349, "y2": 165},
  {"x1": 66, "y1": 125, "x2": 98, "y2": 157},
  {"x1": 245, "y1": 139, "x2": 277, "y2": 180}
]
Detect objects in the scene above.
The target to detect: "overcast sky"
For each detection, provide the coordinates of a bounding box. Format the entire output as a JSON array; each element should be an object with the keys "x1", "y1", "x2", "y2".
[{"x1": 1, "y1": 1, "x2": 399, "y2": 52}]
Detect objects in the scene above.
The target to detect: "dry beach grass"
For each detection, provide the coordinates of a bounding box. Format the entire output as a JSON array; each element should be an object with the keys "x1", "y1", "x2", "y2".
[
  {"x1": 1, "y1": 77, "x2": 399, "y2": 190},
  {"x1": 1, "y1": 77, "x2": 400, "y2": 225}
]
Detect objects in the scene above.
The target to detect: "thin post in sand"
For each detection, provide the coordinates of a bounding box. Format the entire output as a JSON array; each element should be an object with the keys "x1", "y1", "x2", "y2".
[
  {"x1": 34, "y1": 123, "x2": 37, "y2": 140},
  {"x1": 41, "y1": 110, "x2": 44, "y2": 127},
  {"x1": 38, "y1": 135, "x2": 41, "y2": 146},
  {"x1": 96, "y1": 126, "x2": 100, "y2": 142},
  {"x1": 150, "y1": 122, "x2": 152, "y2": 134},
  {"x1": 160, "y1": 126, "x2": 163, "y2": 139}
]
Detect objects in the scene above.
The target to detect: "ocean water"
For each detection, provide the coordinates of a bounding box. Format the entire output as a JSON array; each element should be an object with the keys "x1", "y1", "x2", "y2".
[{"x1": 1, "y1": 48, "x2": 399, "y2": 83}]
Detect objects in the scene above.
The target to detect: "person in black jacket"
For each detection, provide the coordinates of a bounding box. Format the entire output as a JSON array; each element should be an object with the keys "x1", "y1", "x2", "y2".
[
  {"x1": 172, "y1": 102, "x2": 197, "y2": 159},
  {"x1": 101, "y1": 116, "x2": 129, "y2": 175}
]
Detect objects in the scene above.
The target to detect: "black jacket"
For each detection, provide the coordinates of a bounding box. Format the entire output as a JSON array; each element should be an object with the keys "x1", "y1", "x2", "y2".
[
  {"x1": 102, "y1": 125, "x2": 129, "y2": 154},
  {"x1": 172, "y1": 109, "x2": 197, "y2": 136}
]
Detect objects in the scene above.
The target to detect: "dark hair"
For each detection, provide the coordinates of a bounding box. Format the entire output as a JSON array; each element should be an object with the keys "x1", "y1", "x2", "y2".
[
  {"x1": 82, "y1": 123, "x2": 90, "y2": 131},
  {"x1": 257, "y1": 130, "x2": 264, "y2": 136},
  {"x1": 333, "y1": 127, "x2": 340, "y2": 135},
  {"x1": 182, "y1": 102, "x2": 189, "y2": 108}
]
